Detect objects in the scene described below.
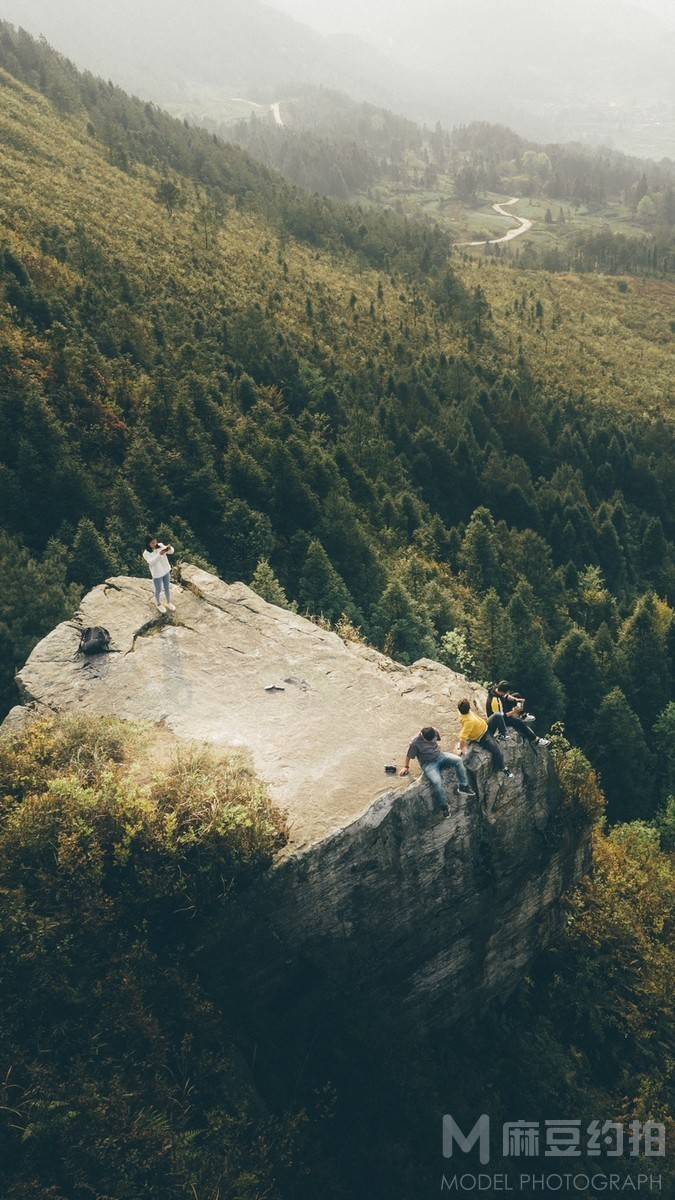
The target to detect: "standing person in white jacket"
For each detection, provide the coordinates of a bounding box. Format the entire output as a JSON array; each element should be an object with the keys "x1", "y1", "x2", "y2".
[{"x1": 143, "y1": 536, "x2": 176, "y2": 614}]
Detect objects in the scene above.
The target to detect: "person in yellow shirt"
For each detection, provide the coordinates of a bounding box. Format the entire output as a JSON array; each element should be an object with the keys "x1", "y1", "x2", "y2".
[{"x1": 457, "y1": 699, "x2": 513, "y2": 777}]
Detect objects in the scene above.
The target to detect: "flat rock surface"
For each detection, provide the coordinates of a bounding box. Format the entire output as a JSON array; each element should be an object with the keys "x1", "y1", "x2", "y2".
[{"x1": 15, "y1": 565, "x2": 484, "y2": 852}]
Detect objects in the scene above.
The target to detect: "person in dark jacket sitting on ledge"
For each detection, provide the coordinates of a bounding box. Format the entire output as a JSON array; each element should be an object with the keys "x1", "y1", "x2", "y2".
[
  {"x1": 486, "y1": 682, "x2": 550, "y2": 749},
  {"x1": 400, "y1": 727, "x2": 475, "y2": 817}
]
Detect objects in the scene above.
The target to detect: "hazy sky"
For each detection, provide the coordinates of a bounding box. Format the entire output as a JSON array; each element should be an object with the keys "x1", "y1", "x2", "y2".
[
  {"x1": 2, "y1": 0, "x2": 674, "y2": 154},
  {"x1": 273, "y1": 0, "x2": 675, "y2": 38}
]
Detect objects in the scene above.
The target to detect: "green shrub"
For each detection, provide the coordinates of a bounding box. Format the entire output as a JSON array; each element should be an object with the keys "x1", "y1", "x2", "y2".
[
  {"x1": 0, "y1": 715, "x2": 296, "y2": 1199},
  {"x1": 655, "y1": 795, "x2": 675, "y2": 852},
  {"x1": 550, "y1": 723, "x2": 606, "y2": 825}
]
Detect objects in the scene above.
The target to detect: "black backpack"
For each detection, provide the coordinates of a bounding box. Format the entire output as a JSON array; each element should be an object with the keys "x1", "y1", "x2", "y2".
[{"x1": 78, "y1": 626, "x2": 111, "y2": 657}]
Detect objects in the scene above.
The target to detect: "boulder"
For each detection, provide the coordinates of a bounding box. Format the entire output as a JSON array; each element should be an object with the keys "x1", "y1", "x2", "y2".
[
  {"x1": 9, "y1": 564, "x2": 593, "y2": 1028},
  {"x1": 14, "y1": 564, "x2": 487, "y2": 852}
]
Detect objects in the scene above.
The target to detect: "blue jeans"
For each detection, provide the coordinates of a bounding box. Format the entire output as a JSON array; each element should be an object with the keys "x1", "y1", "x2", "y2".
[
  {"x1": 423, "y1": 753, "x2": 469, "y2": 810},
  {"x1": 153, "y1": 573, "x2": 172, "y2": 604}
]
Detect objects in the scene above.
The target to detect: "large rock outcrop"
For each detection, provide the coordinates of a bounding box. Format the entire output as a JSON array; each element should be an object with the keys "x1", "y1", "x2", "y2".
[{"x1": 6, "y1": 565, "x2": 593, "y2": 1028}]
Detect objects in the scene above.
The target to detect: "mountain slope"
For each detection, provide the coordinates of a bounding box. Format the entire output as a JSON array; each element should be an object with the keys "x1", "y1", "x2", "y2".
[
  {"x1": 0, "y1": 35, "x2": 674, "y2": 1198},
  {"x1": 0, "y1": 25, "x2": 674, "y2": 837},
  {"x1": 224, "y1": 87, "x2": 675, "y2": 269}
]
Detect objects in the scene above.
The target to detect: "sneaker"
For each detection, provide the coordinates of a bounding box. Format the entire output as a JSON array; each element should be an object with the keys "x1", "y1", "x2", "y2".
[
  {"x1": 537, "y1": 737, "x2": 551, "y2": 748},
  {"x1": 167, "y1": 602, "x2": 176, "y2": 612},
  {"x1": 502, "y1": 768, "x2": 514, "y2": 779},
  {"x1": 157, "y1": 603, "x2": 167, "y2": 615},
  {"x1": 458, "y1": 785, "x2": 475, "y2": 796},
  {"x1": 440, "y1": 805, "x2": 450, "y2": 818},
  {"x1": 523, "y1": 714, "x2": 536, "y2": 725}
]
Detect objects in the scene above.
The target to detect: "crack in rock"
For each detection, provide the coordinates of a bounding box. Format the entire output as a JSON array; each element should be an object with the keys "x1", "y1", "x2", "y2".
[
  {"x1": 182, "y1": 578, "x2": 276, "y2": 636},
  {"x1": 124, "y1": 615, "x2": 202, "y2": 655},
  {"x1": 125, "y1": 616, "x2": 169, "y2": 655}
]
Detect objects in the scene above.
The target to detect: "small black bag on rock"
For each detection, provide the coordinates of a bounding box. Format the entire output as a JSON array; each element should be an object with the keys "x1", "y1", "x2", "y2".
[{"x1": 78, "y1": 626, "x2": 111, "y2": 656}]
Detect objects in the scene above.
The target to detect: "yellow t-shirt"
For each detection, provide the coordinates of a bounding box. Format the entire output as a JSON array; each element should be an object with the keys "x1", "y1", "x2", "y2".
[{"x1": 459, "y1": 712, "x2": 488, "y2": 743}]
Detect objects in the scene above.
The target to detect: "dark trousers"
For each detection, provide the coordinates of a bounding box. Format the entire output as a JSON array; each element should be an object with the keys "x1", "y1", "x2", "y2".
[
  {"x1": 478, "y1": 731, "x2": 505, "y2": 772},
  {"x1": 507, "y1": 714, "x2": 536, "y2": 743},
  {"x1": 489, "y1": 712, "x2": 537, "y2": 745}
]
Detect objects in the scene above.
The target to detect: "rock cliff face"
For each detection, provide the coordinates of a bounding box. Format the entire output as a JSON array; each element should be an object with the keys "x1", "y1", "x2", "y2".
[{"x1": 6, "y1": 565, "x2": 593, "y2": 1029}]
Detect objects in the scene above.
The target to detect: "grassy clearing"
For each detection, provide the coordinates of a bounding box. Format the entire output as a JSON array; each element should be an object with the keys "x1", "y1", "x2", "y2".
[{"x1": 0, "y1": 713, "x2": 287, "y2": 866}]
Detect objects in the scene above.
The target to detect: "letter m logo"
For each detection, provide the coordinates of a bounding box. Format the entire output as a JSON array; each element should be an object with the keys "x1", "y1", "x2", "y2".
[{"x1": 442, "y1": 1115, "x2": 491, "y2": 1165}]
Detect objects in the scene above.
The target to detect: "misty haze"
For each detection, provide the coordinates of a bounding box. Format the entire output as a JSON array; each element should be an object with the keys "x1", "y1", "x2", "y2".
[{"x1": 2, "y1": 0, "x2": 675, "y2": 151}]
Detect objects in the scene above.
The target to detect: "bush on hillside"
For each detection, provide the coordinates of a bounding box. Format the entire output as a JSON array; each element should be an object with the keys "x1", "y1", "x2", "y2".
[
  {"x1": 0, "y1": 715, "x2": 297, "y2": 1200},
  {"x1": 550, "y1": 723, "x2": 606, "y2": 826}
]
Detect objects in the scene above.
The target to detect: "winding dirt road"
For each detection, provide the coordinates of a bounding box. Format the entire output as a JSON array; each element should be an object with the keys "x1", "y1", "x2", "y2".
[{"x1": 456, "y1": 197, "x2": 533, "y2": 247}]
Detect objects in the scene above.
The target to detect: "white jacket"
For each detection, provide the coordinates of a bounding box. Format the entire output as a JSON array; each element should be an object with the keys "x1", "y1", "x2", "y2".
[{"x1": 143, "y1": 544, "x2": 173, "y2": 579}]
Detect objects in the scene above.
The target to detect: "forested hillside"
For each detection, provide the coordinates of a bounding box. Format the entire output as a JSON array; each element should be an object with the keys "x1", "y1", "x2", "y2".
[
  {"x1": 0, "y1": 23, "x2": 674, "y2": 829},
  {"x1": 228, "y1": 91, "x2": 675, "y2": 275},
  {"x1": 231, "y1": 89, "x2": 675, "y2": 210},
  {"x1": 1, "y1": 24, "x2": 675, "y2": 1200}
]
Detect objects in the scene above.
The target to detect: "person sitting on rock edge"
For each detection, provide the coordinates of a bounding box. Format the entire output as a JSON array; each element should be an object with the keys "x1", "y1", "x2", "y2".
[
  {"x1": 143, "y1": 536, "x2": 176, "y2": 614},
  {"x1": 457, "y1": 699, "x2": 514, "y2": 778},
  {"x1": 485, "y1": 684, "x2": 550, "y2": 749},
  {"x1": 493, "y1": 681, "x2": 534, "y2": 724},
  {"x1": 400, "y1": 726, "x2": 475, "y2": 817}
]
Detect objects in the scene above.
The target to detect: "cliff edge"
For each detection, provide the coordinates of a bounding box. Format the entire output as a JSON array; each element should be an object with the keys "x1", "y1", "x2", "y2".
[{"x1": 6, "y1": 564, "x2": 593, "y2": 1027}]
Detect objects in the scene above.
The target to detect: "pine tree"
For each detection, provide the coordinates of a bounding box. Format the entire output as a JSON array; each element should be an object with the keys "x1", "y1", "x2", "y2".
[
  {"x1": 0, "y1": 533, "x2": 80, "y2": 716},
  {"x1": 299, "y1": 540, "x2": 354, "y2": 623},
  {"x1": 553, "y1": 627, "x2": 605, "y2": 748},
  {"x1": 591, "y1": 688, "x2": 654, "y2": 822},
  {"x1": 399, "y1": 552, "x2": 428, "y2": 601},
  {"x1": 654, "y1": 702, "x2": 675, "y2": 807},
  {"x1": 470, "y1": 589, "x2": 513, "y2": 682},
  {"x1": 423, "y1": 580, "x2": 458, "y2": 642},
  {"x1": 372, "y1": 578, "x2": 436, "y2": 664},
  {"x1": 506, "y1": 582, "x2": 565, "y2": 726},
  {"x1": 574, "y1": 565, "x2": 615, "y2": 632},
  {"x1": 105, "y1": 478, "x2": 150, "y2": 569},
  {"x1": 459, "y1": 507, "x2": 506, "y2": 594},
  {"x1": 250, "y1": 559, "x2": 294, "y2": 611},
  {"x1": 219, "y1": 500, "x2": 273, "y2": 581},
  {"x1": 124, "y1": 436, "x2": 173, "y2": 518},
  {"x1": 618, "y1": 593, "x2": 671, "y2": 731},
  {"x1": 69, "y1": 518, "x2": 118, "y2": 590},
  {"x1": 596, "y1": 516, "x2": 626, "y2": 593},
  {"x1": 593, "y1": 622, "x2": 617, "y2": 682},
  {"x1": 640, "y1": 517, "x2": 667, "y2": 583}
]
